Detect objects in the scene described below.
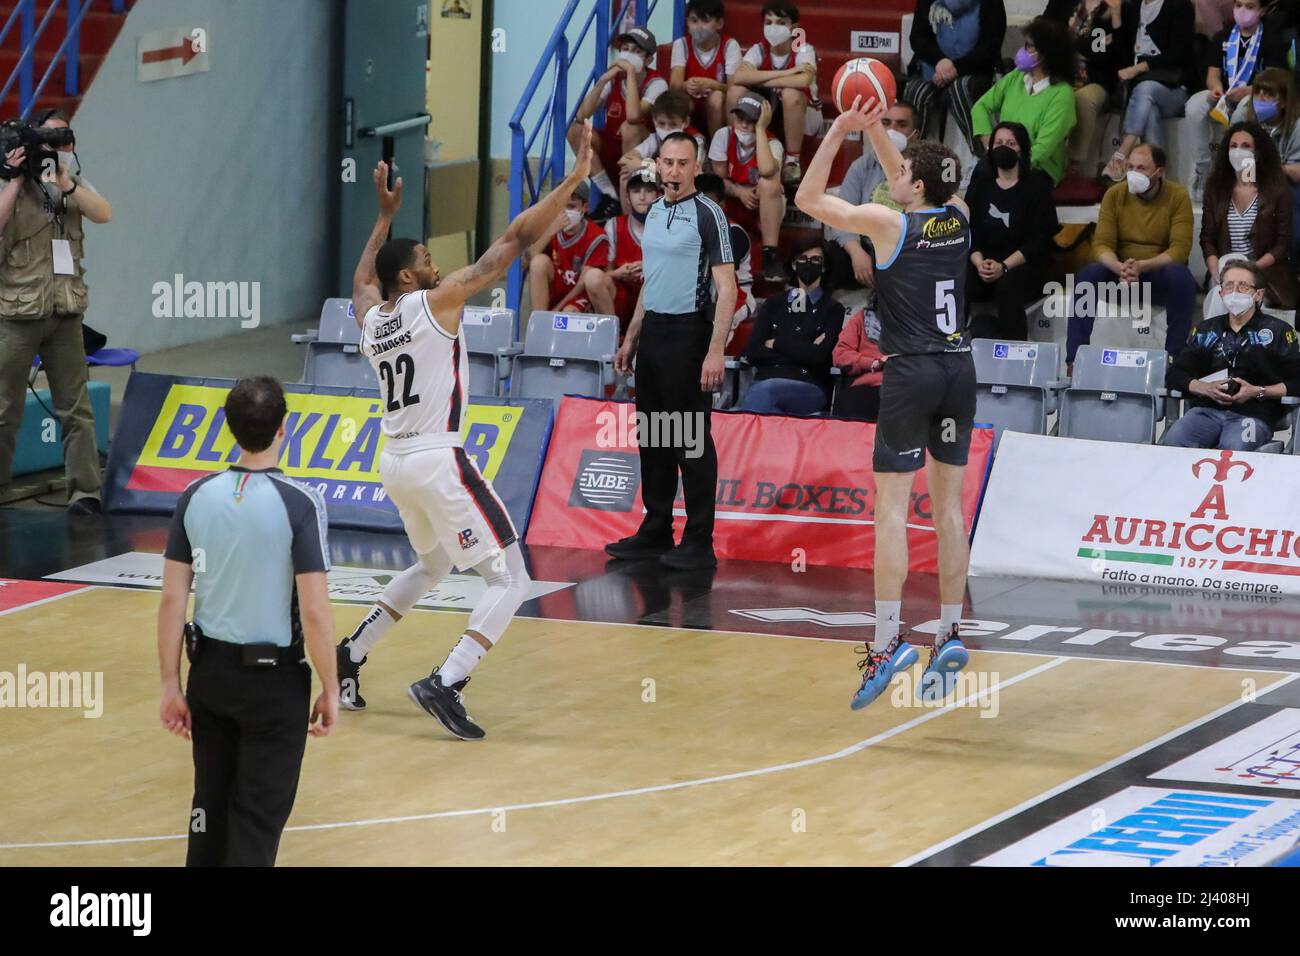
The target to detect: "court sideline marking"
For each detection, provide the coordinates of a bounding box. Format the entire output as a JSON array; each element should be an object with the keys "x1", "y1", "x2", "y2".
[
  {"x1": 0, "y1": 657, "x2": 1069, "y2": 851},
  {"x1": 892, "y1": 670, "x2": 1300, "y2": 866}
]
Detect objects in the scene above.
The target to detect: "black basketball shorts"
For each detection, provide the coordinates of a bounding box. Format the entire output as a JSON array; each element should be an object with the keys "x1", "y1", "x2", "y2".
[{"x1": 873, "y1": 351, "x2": 977, "y2": 473}]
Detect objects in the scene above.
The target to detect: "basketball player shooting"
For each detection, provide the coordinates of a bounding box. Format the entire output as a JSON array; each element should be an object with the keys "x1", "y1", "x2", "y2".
[
  {"x1": 795, "y1": 98, "x2": 975, "y2": 710},
  {"x1": 335, "y1": 124, "x2": 594, "y2": 740}
]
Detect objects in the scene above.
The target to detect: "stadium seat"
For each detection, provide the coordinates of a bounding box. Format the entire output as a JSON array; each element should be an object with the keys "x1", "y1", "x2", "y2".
[
  {"x1": 297, "y1": 297, "x2": 377, "y2": 390},
  {"x1": 509, "y1": 310, "x2": 618, "y2": 409},
  {"x1": 462, "y1": 306, "x2": 519, "y2": 397},
  {"x1": 971, "y1": 339, "x2": 1066, "y2": 442},
  {"x1": 1059, "y1": 345, "x2": 1167, "y2": 444},
  {"x1": 1089, "y1": 296, "x2": 1169, "y2": 355}
]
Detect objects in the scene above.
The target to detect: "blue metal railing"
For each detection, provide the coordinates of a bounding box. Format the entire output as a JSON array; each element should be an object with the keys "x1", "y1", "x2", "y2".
[
  {"x1": 505, "y1": 0, "x2": 683, "y2": 321},
  {"x1": 1, "y1": 0, "x2": 128, "y2": 119}
]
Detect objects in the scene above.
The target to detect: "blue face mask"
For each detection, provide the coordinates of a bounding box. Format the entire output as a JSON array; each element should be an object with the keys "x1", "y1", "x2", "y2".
[{"x1": 1255, "y1": 99, "x2": 1280, "y2": 123}]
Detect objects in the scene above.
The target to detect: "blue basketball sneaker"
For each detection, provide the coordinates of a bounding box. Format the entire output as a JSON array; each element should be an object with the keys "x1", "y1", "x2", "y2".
[
  {"x1": 917, "y1": 627, "x2": 969, "y2": 702},
  {"x1": 851, "y1": 635, "x2": 918, "y2": 711}
]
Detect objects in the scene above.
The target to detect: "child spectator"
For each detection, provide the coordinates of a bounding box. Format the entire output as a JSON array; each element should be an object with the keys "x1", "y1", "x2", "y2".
[
  {"x1": 696, "y1": 173, "x2": 755, "y2": 340},
  {"x1": 709, "y1": 93, "x2": 786, "y2": 281},
  {"x1": 583, "y1": 169, "x2": 662, "y2": 333},
  {"x1": 832, "y1": 309, "x2": 886, "y2": 422},
  {"x1": 670, "y1": 0, "x2": 742, "y2": 137},
  {"x1": 972, "y1": 16, "x2": 1078, "y2": 185},
  {"x1": 730, "y1": 2, "x2": 819, "y2": 186},
  {"x1": 569, "y1": 26, "x2": 668, "y2": 218},
  {"x1": 526, "y1": 181, "x2": 610, "y2": 314},
  {"x1": 903, "y1": 0, "x2": 1007, "y2": 154},
  {"x1": 618, "y1": 89, "x2": 707, "y2": 185}
]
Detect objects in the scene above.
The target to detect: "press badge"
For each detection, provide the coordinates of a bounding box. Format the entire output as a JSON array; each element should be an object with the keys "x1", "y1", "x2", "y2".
[{"x1": 52, "y1": 239, "x2": 74, "y2": 275}]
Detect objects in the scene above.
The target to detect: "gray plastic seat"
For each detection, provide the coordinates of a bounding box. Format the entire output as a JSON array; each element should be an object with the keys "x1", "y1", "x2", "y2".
[
  {"x1": 301, "y1": 298, "x2": 377, "y2": 389},
  {"x1": 462, "y1": 306, "x2": 518, "y2": 397},
  {"x1": 1059, "y1": 345, "x2": 1167, "y2": 443},
  {"x1": 509, "y1": 310, "x2": 619, "y2": 409},
  {"x1": 971, "y1": 339, "x2": 1065, "y2": 441}
]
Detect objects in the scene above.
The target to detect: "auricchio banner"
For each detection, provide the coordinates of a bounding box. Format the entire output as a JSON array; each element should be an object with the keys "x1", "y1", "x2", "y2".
[{"x1": 971, "y1": 431, "x2": 1300, "y2": 595}]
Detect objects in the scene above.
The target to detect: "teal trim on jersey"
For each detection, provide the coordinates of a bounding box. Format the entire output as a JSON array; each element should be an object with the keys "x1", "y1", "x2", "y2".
[{"x1": 874, "y1": 211, "x2": 909, "y2": 271}]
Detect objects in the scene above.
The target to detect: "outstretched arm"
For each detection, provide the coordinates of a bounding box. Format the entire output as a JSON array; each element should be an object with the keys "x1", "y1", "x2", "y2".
[
  {"x1": 431, "y1": 123, "x2": 595, "y2": 328},
  {"x1": 352, "y1": 161, "x2": 402, "y2": 327},
  {"x1": 794, "y1": 98, "x2": 904, "y2": 261}
]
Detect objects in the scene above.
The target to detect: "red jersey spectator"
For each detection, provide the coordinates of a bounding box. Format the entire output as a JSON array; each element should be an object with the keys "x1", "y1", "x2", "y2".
[{"x1": 527, "y1": 181, "x2": 611, "y2": 313}]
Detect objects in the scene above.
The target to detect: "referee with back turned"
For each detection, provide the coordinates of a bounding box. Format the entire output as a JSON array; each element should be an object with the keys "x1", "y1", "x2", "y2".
[
  {"x1": 609, "y1": 133, "x2": 737, "y2": 571},
  {"x1": 157, "y1": 376, "x2": 338, "y2": 866}
]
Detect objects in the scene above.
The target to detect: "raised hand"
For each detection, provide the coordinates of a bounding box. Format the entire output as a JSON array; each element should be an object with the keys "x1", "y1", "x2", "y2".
[{"x1": 374, "y1": 161, "x2": 403, "y2": 215}]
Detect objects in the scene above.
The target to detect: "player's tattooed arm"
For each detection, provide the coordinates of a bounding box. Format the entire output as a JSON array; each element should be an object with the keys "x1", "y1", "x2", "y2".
[
  {"x1": 437, "y1": 122, "x2": 595, "y2": 307},
  {"x1": 353, "y1": 161, "x2": 402, "y2": 327}
]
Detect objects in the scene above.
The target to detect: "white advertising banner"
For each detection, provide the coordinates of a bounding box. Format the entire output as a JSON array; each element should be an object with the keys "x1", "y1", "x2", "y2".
[{"x1": 971, "y1": 431, "x2": 1300, "y2": 596}]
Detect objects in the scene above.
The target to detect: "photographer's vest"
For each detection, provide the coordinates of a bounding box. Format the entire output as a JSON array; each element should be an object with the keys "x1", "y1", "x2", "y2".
[{"x1": 0, "y1": 181, "x2": 87, "y2": 319}]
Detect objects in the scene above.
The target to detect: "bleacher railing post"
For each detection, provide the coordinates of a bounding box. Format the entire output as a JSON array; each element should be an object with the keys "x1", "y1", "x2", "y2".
[
  {"x1": 506, "y1": 124, "x2": 526, "y2": 325},
  {"x1": 672, "y1": 0, "x2": 685, "y2": 45},
  {"x1": 66, "y1": 0, "x2": 82, "y2": 96},
  {"x1": 551, "y1": 35, "x2": 568, "y2": 192},
  {"x1": 594, "y1": 0, "x2": 610, "y2": 133},
  {"x1": 635, "y1": 0, "x2": 648, "y2": 28},
  {"x1": 19, "y1": 0, "x2": 33, "y2": 115}
]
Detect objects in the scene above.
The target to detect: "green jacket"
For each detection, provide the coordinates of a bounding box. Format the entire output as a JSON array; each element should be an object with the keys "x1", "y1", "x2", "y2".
[{"x1": 971, "y1": 70, "x2": 1077, "y2": 185}]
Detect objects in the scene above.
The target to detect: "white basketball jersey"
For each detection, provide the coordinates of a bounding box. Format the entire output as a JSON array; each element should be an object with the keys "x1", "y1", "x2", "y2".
[{"x1": 360, "y1": 291, "x2": 468, "y2": 449}]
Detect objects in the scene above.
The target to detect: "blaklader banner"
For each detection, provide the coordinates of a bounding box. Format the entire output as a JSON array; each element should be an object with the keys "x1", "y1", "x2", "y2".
[
  {"x1": 971, "y1": 430, "x2": 1300, "y2": 595},
  {"x1": 525, "y1": 396, "x2": 995, "y2": 571},
  {"x1": 103, "y1": 373, "x2": 553, "y2": 534}
]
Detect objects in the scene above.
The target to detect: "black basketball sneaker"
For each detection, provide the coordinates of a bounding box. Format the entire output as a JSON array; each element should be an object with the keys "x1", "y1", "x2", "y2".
[
  {"x1": 337, "y1": 641, "x2": 367, "y2": 711},
  {"x1": 407, "y1": 668, "x2": 483, "y2": 740}
]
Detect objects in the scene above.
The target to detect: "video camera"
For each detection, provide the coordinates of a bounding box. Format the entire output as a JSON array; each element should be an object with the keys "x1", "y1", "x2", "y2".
[{"x1": 0, "y1": 118, "x2": 75, "y2": 181}]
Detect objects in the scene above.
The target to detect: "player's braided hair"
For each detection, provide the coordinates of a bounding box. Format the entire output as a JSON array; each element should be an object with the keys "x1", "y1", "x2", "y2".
[{"x1": 900, "y1": 140, "x2": 960, "y2": 206}]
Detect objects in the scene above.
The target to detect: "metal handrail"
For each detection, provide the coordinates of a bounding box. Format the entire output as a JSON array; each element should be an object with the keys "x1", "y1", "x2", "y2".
[{"x1": 1, "y1": 0, "x2": 129, "y2": 119}]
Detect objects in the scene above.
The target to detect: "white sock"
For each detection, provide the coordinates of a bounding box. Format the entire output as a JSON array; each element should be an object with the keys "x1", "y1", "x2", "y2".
[
  {"x1": 439, "y1": 635, "x2": 487, "y2": 686},
  {"x1": 591, "y1": 169, "x2": 616, "y2": 195},
  {"x1": 873, "y1": 601, "x2": 901, "y2": 651},
  {"x1": 938, "y1": 604, "x2": 963, "y2": 641},
  {"x1": 346, "y1": 605, "x2": 396, "y2": 661}
]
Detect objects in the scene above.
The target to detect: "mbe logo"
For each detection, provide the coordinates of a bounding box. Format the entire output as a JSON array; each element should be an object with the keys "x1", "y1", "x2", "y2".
[{"x1": 569, "y1": 450, "x2": 640, "y2": 511}]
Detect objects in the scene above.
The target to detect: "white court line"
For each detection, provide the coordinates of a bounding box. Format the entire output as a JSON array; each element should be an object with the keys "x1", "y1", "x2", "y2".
[
  {"x1": 0, "y1": 585, "x2": 91, "y2": 618},
  {"x1": 891, "y1": 670, "x2": 1300, "y2": 867},
  {"x1": 0, "y1": 657, "x2": 1068, "y2": 852}
]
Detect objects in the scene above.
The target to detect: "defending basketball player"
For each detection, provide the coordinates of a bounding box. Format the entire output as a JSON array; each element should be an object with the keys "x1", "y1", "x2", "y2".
[
  {"x1": 795, "y1": 98, "x2": 975, "y2": 710},
  {"x1": 334, "y1": 124, "x2": 595, "y2": 740}
]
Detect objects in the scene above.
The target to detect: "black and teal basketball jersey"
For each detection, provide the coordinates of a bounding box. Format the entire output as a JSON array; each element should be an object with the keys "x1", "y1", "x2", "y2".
[{"x1": 873, "y1": 205, "x2": 972, "y2": 356}]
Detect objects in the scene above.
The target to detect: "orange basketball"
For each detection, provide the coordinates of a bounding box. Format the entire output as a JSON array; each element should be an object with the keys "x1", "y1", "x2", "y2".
[{"x1": 830, "y1": 57, "x2": 896, "y2": 115}]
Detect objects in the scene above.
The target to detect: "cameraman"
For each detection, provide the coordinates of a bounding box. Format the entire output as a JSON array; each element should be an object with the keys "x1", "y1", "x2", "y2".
[{"x1": 0, "y1": 109, "x2": 112, "y2": 514}]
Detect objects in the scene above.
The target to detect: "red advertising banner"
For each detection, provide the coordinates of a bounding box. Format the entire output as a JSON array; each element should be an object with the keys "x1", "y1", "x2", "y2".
[{"x1": 526, "y1": 397, "x2": 994, "y2": 571}]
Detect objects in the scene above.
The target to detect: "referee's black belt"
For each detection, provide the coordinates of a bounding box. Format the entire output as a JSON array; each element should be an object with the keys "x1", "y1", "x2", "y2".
[{"x1": 186, "y1": 622, "x2": 304, "y2": 667}]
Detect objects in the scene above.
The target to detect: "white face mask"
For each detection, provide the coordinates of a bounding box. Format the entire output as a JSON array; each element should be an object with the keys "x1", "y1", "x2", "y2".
[
  {"x1": 1229, "y1": 147, "x2": 1256, "y2": 173},
  {"x1": 617, "y1": 50, "x2": 645, "y2": 72},
  {"x1": 563, "y1": 208, "x2": 583, "y2": 229},
  {"x1": 1126, "y1": 170, "x2": 1152, "y2": 195},
  {"x1": 764, "y1": 23, "x2": 793, "y2": 46},
  {"x1": 734, "y1": 128, "x2": 756, "y2": 146},
  {"x1": 886, "y1": 129, "x2": 908, "y2": 151},
  {"x1": 1222, "y1": 290, "x2": 1257, "y2": 315},
  {"x1": 56, "y1": 150, "x2": 77, "y2": 169},
  {"x1": 656, "y1": 125, "x2": 685, "y2": 140},
  {"x1": 689, "y1": 25, "x2": 716, "y2": 45}
]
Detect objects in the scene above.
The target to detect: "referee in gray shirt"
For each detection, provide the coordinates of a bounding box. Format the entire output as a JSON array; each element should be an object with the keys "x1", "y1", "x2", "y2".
[{"x1": 157, "y1": 376, "x2": 338, "y2": 867}]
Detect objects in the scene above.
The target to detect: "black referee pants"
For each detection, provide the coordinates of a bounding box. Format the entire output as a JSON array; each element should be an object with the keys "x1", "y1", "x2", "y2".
[
  {"x1": 635, "y1": 311, "x2": 718, "y2": 547},
  {"x1": 185, "y1": 642, "x2": 310, "y2": 867}
]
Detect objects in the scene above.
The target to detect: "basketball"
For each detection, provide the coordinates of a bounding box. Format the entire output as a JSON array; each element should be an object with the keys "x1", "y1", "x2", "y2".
[{"x1": 830, "y1": 57, "x2": 896, "y2": 114}]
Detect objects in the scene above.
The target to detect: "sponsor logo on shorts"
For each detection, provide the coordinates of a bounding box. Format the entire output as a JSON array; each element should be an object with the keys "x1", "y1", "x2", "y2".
[
  {"x1": 569, "y1": 450, "x2": 640, "y2": 511},
  {"x1": 457, "y1": 528, "x2": 480, "y2": 551}
]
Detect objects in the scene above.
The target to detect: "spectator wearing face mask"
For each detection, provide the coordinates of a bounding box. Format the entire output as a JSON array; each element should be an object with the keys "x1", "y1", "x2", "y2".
[
  {"x1": 584, "y1": 168, "x2": 662, "y2": 333},
  {"x1": 526, "y1": 181, "x2": 611, "y2": 314},
  {"x1": 729, "y1": 2, "x2": 820, "y2": 186},
  {"x1": 965, "y1": 122, "x2": 1061, "y2": 341},
  {"x1": 1187, "y1": 0, "x2": 1287, "y2": 201},
  {"x1": 709, "y1": 93, "x2": 787, "y2": 281},
  {"x1": 1163, "y1": 259, "x2": 1300, "y2": 451},
  {"x1": 740, "y1": 240, "x2": 844, "y2": 415},
  {"x1": 824, "y1": 100, "x2": 921, "y2": 292},
  {"x1": 904, "y1": 0, "x2": 1007, "y2": 155},
  {"x1": 831, "y1": 308, "x2": 886, "y2": 422},
  {"x1": 1200, "y1": 121, "x2": 1296, "y2": 316},
  {"x1": 971, "y1": 17, "x2": 1078, "y2": 185},
  {"x1": 618, "y1": 89, "x2": 706, "y2": 195},
  {"x1": 1247, "y1": 68, "x2": 1300, "y2": 259},
  {"x1": 570, "y1": 26, "x2": 668, "y2": 219},
  {"x1": 1066, "y1": 143, "x2": 1196, "y2": 367},
  {"x1": 670, "y1": 0, "x2": 743, "y2": 137}
]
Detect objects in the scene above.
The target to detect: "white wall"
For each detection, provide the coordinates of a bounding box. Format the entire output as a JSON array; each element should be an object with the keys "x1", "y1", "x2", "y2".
[
  {"x1": 489, "y1": 0, "x2": 675, "y2": 159},
  {"x1": 71, "y1": 0, "x2": 339, "y2": 353}
]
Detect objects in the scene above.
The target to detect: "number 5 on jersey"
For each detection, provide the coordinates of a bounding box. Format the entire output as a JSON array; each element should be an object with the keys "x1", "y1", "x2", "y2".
[{"x1": 935, "y1": 279, "x2": 957, "y2": 334}]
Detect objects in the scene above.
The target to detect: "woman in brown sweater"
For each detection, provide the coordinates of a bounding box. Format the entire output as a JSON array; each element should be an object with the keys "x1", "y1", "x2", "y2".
[{"x1": 1200, "y1": 120, "x2": 1297, "y2": 311}]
